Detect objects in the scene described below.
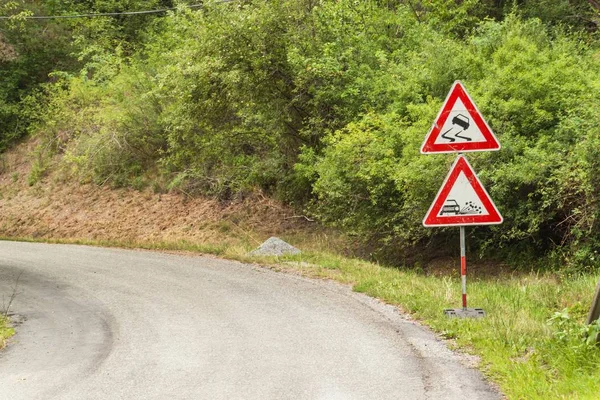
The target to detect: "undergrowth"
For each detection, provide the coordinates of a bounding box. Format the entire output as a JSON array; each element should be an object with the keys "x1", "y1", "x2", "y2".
[{"x1": 20, "y1": 1, "x2": 600, "y2": 270}]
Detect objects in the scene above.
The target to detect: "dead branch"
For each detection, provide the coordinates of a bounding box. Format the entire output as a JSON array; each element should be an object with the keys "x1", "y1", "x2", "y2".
[{"x1": 284, "y1": 215, "x2": 315, "y2": 222}]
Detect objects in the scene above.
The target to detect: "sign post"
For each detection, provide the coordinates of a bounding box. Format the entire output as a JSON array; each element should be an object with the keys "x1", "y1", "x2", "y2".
[
  {"x1": 586, "y1": 278, "x2": 600, "y2": 325},
  {"x1": 421, "y1": 81, "x2": 502, "y2": 318},
  {"x1": 460, "y1": 226, "x2": 467, "y2": 309}
]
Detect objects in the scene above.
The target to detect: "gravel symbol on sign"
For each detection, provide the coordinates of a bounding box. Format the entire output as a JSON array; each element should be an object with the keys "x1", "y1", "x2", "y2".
[{"x1": 440, "y1": 199, "x2": 482, "y2": 216}]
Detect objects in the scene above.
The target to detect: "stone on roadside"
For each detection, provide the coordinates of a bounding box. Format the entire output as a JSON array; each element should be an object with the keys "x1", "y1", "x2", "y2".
[{"x1": 249, "y1": 237, "x2": 301, "y2": 256}]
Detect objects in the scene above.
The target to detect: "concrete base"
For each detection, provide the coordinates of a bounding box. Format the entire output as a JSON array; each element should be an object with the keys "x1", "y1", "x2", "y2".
[{"x1": 444, "y1": 308, "x2": 486, "y2": 318}]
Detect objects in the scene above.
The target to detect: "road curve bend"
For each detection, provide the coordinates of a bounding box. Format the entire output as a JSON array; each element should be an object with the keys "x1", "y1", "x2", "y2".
[{"x1": 0, "y1": 241, "x2": 499, "y2": 400}]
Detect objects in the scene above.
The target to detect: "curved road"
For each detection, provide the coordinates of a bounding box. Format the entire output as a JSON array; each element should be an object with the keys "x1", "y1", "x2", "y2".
[{"x1": 0, "y1": 242, "x2": 499, "y2": 399}]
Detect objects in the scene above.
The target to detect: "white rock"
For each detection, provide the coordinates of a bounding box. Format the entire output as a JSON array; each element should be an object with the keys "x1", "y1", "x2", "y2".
[{"x1": 249, "y1": 237, "x2": 301, "y2": 256}]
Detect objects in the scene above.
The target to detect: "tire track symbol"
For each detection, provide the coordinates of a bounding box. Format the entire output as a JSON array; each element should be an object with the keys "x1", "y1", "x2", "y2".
[{"x1": 441, "y1": 114, "x2": 472, "y2": 142}]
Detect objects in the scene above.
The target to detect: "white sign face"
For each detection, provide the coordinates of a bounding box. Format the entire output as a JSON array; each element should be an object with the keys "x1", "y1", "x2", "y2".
[
  {"x1": 438, "y1": 171, "x2": 488, "y2": 217},
  {"x1": 433, "y1": 98, "x2": 487, "y2": 145}
]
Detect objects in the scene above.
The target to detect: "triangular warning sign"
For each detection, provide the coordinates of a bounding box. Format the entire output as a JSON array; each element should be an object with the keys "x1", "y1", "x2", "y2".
[
  {"x1": 421, "y1": 81, "x2": 500, "y2": 154},
  {"x1": 423, "y1": 155, "x2": 502, "y2": 227}
]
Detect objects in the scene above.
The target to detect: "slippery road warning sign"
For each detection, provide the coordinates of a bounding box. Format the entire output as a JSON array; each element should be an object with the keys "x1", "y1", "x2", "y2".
[
  {"x1": 421, "y1": 81, "x2": 500, "y2": 154},
  {"x1": 423, "y1": 155, "x2": 502, "y2": 227}
]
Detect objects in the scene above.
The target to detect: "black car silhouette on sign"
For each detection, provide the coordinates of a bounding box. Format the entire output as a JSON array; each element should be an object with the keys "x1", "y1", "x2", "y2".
[{"x1": 440, "y1": 199, "x2": 461, "y2": 215}]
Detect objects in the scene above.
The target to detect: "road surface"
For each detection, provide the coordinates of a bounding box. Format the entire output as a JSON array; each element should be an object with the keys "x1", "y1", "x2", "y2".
[{"x1": 0, "y1": 241, "x2": 499, "y2": 399}]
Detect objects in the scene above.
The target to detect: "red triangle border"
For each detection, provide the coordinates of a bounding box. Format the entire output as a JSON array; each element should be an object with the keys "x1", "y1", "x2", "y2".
[
  {"x1": 421, "y1": 81, "x2": 500, "y2": 154},
  {"x1": 423, "y1": 156, "x2": 502, "y2": 227}
]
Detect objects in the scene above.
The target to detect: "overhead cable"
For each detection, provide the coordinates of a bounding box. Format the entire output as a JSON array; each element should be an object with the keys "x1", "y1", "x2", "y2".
[{"x1": 0, "y1": 2, "x2": 233, "y2": 20}]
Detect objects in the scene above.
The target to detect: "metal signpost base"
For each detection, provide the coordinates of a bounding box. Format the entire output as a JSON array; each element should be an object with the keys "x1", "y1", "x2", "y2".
[
  {"x1": 444, "y1": 308, "x2": 486, "y2": 318},
  {"x1": 443, "y1": 226, "x2": 486, "y2": 319}
]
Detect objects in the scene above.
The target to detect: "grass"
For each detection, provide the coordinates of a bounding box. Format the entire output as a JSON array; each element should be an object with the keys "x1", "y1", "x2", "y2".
[
  {"x1": 0, "y1": 316, "x2": 14, "y2": 350},
  {"x1": 272, "y1": 252, "x2": 600, "y2": 400},
  {"x1": 1, "y1": 235, "x2": 600, "y2": 399}
]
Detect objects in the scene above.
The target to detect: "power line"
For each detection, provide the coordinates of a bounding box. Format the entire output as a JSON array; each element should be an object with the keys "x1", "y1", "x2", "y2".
[{"x1": 0, "y1": 2, "x2": 232, "y2": 20}]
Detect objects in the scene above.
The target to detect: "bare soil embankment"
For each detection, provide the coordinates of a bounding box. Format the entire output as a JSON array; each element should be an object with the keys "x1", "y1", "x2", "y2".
[{"x1": 0, "y1": 140, "x2": 315, "y2": 250}]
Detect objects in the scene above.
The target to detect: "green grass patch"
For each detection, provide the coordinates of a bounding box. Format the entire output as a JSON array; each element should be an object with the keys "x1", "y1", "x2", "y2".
[
  {"x1": 0, "y1": 315, "x2": 14, "y2": 350},
  {"x1": 276, "y1": 252, "x2": 600, "y2": 400},
  {"x1": 2, "y1": 236, "x2": 600, "y2": 398}
]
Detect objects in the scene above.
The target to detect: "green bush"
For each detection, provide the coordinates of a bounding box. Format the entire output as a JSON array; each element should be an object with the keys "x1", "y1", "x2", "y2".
[
  {"x1": 306, "y1": 16, "x2": 600, "y2": 268},
  {"x1": 19, "y1": 0, "x2": 600, "y2": 269}
]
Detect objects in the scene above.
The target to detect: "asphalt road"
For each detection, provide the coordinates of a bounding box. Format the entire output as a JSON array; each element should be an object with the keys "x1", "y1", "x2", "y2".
[{"x1": 0, "y1": 241, "x2": 500, "y2": 400}]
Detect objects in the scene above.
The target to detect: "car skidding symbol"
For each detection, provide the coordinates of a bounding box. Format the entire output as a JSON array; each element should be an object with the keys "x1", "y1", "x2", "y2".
[
  {"x1": 441, "y1": 114, "x2": 472, "y2": 142},
  {"x1": 440, "y1": 200, "x2": 483, "y2": 216}
]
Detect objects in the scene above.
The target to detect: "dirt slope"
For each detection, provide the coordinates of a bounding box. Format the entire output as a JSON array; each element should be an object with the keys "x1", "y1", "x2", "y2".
[{"x1": 0, "y1": 140, "x2": 313, "y2": 250}]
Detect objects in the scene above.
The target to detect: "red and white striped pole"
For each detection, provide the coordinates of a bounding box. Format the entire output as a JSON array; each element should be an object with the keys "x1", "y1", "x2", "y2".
[{"x1": 460, "y1": 226, "x2": 467, "y2": 309}]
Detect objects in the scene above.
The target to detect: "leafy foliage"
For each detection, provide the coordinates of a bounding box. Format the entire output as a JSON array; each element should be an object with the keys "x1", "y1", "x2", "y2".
[
  {"x1": 4, "y1": 0, "x2": 600, "y2": 268},
  {"x1": 304, "y1": 15, "x2": 600, "y2": 267},
  {"x1": 0, "y1": 0, "x2": 195, "y2": 151}
]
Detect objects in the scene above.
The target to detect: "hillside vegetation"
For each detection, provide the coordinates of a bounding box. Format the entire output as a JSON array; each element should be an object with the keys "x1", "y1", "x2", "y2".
[
  {"x1": 2, "y1": 0, "x2": 600, "y2": 269},
  {"x1": 3, "y1": 3, "x2": 600, "y2": 397}
]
